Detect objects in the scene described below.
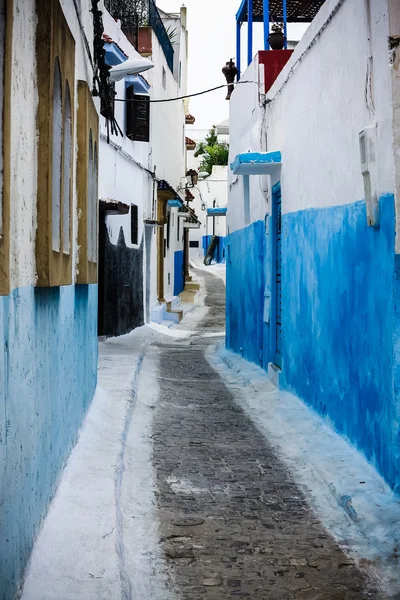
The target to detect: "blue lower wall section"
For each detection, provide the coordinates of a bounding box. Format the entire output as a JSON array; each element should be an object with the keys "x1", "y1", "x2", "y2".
[
  {"x1": 174, "y1": 250, "x2": 184, "y2": 296},
  {"x1": 202, "y1": 235, "x2": 226, "y2": 263},
  {"x1": 0, "y1": 284, "x2": 98, "y2": 599},
  {"x1": 226, "y1": 221, "x2": 265, "y2": 366},
  {"x1": 227, "y1": 195, "x2": 400, "y2": 491}
]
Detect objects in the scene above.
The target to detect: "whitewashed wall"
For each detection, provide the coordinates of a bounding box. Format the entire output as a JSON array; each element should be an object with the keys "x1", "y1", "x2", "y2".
[
  {"x1": 99, "y1": 8, "x2": 188, "y2": 310},
  {"x1": 8, "y1": 0, "x2": 97, "y2": 288},
  {"x1": 188, "y1": 166, "x2": 228, "y2": 261},
  {"x1": 99, "y1": 10, "x2": 152, "y2": 252},
  {"x1": 228, "y1": 0, "x2": 396, "y2": 233},
  {"x1": 389, "y1": 0, "x2": 400, "y2": 251},
  {"x1": 146, "y1": 13, "x2": 187, "y2": 305}
]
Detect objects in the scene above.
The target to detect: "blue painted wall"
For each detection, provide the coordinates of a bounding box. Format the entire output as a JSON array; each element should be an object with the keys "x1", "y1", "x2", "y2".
[
  {"x1": 226, "y1": 221, "x2": 265, "y2": 366},
  {"x1": 0, "y1": 284, "x2": 98, "y2": 599},
  {"x1": 202, "y1": 235, "x2": 226, "y2": 263},
  {"x1": 226, "y1": 195, "x2": 400, "y2": 491},
  {"x1": 174, "y1": 250, "x2": 184, "y2": 296}
]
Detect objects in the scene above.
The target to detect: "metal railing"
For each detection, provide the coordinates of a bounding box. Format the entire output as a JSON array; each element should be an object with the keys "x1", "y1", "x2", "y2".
[
  {"x1": 148, "y1": 0, "x2": 174, "y2": 73},
  {"x1": 104, "y1": 0, "x2": 174, "y2": 73},
  {"x1": 186, "y1": 129, "x2": 230, "y2": 145}
]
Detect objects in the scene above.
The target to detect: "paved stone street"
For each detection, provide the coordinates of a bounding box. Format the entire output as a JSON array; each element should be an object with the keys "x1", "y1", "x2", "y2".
[{"x1": 151, "y1": 270, "x2": 382, "y2": 600}]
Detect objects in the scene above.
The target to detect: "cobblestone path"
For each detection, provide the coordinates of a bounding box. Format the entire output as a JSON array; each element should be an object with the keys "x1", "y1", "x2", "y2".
[{"x1": 151, "y1": 271, "x2": 383, "y2": 600}]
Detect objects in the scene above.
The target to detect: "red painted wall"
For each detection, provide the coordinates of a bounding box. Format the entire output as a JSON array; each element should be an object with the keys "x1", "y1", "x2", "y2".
[{"x1": 258, "y1": 50, "x2": 294, "y2": 93}]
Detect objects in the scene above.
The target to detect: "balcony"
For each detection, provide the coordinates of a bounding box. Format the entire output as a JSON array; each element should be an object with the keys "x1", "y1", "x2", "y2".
[
  {"x1": 104, "y1": 0, "x2": 174, "y2": 72},
  {"x1": 235, "y1": 0, "x2": 326, "y2": 77}
]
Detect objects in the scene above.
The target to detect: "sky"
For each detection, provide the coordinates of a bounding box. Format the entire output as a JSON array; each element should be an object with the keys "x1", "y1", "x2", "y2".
[{"x1": 158, "y1": 0, "x2": 308, "y2": 131}]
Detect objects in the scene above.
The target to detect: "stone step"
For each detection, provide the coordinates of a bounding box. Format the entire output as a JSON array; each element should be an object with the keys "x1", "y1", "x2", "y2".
[{"x1": 185, "y1": 282, "x2": 200, "y2": 292}]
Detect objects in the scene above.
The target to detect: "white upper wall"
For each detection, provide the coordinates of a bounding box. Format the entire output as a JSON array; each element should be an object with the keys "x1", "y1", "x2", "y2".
[
  {"x1": 9, "y1": 0, "x2": 96, "y2": 289},
  {"x1": 147, "y1": 23, "x2": 186, "y2": 190},
  {"x1": 228, "y1": 0, "x2": 395, "y2": 232},
  {"x1": 99, "y1": 10, "x2": 153, "y2": 248}
]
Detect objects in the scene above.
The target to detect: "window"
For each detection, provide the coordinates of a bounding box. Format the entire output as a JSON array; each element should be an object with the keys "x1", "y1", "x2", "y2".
[
  {"x1": 0, "y1": 0, "x2": 12, "y2": 295},
  {"x1": 162, "y1": 66, "x2": 166, "y2": 89},
  {"x1": 189, "y1": 240, "x2": 199, "y2": 248},
  {"x1": 62, "y1": 82, "x2": 72, "y2": 254},
  {"x1": 177, "y1": 216, "x2": 180, "y2": 242},
  {"x1": 36, "y1": 0, "x2": 75, "y2": 286},
  {"x1": 126, "y1": 86, "x2": 150, "y2": 142},
  {"x1": 52, "y1": 59, "x2": 62, "y2": 252},
  {"x1": 76, "y1": 81, "x2": 99, "y2": 284},
  {"x1": 131, "y1": 204, "x2": 138, "y2": 245}
]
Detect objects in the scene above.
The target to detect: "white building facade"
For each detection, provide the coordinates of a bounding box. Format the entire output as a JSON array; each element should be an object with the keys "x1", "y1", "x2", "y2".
[
  {"x1": 186, "y1": 165, "x2": 228, "y2": 264},
  {"x1": 0, "y1": 0, "x2": 100, "y2": 596},
  {"x1": 227, "y1": 0, "x2": 400, "y2": 491},
  {"x1": 99, "y1": 1, "x2": 190, "y2": 332}
]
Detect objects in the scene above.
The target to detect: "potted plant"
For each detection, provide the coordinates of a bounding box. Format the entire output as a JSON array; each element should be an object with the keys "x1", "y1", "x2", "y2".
[{"x1": 269, "y1": 22, "x2": 285, "y2": 50}]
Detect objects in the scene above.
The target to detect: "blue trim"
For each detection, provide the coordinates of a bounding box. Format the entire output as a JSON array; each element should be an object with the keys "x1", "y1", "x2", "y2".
[
  {"x1": 207, "y1": 207, "x2": 227, "y2": 215},
  {"x1": 104, "y1": 43, "x2": 128, "y2": 67},
  {"x1": 247, "y1": 0, "x2": 253, "y2": 66},
  {"x1": 263, "y1": 0, "x2": 270, "y2": 49},
  {"x1": 230, "y1": 151, "x2": 282, "y2": 175},
  {"x1": 283, "y1": 0, "x2": 288, "y2": 49},
  {"x1": 236, "y1": 21, "x2": 241, "y2": 81},
  {"x1": 168, "y1": 199, "x2": 183, "y2": 208},
  {"x1": 125, "y1": 75, "x2": 151, "y2": 95},
  {"x1": 236, "y1": 0, "x2": 264, "y2": 22},
  {"x1": 236, "y1": 0, "x2": 246, "y2": 22},
  {"x1": 174, "y1": 251, "x2": 184, "y2": 295}
]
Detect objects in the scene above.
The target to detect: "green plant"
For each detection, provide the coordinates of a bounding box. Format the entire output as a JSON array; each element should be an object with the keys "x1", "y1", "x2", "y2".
[
  {"x1": 270, "y1": 22, "x2": 283, "y2": 34},
  {"x1": 165, "y1": 24, "x2": 178, "y2": 45},
  {"x1": 199, "y1": 144, "x2": 229, "y2": 175},
  {"x1": 194, "y1": 126, "x2": 229, "y2": 174}
]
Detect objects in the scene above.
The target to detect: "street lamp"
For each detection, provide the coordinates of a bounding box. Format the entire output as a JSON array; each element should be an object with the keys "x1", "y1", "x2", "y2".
[
  {"x1": 109, "y1": 57, "x2": 154, "y2": 82},
  {"x1": 186, "y1": 169, "x2": 198, "y2": 187}
]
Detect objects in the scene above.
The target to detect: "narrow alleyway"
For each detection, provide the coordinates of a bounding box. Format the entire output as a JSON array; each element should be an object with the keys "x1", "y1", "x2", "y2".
[
  {"x1": 150, "y1": 271, "x2": 380, "y2": 600},
  {"x1": 22, "y1": 269, "x2": 398, "y2": 600}
]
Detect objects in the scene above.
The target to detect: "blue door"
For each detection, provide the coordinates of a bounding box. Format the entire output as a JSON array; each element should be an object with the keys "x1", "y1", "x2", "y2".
[{"x1": 273, "y1": 184, "x2": 282, "y2": 368}]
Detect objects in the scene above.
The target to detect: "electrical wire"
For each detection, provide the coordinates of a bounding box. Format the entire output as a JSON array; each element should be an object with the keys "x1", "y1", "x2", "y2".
[{"x1": 114, "y1": 80, "x2": 257, "y2": 103}]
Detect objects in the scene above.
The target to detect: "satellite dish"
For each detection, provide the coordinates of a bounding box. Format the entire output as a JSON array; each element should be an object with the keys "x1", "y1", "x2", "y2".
[
  {"x1": 109, "y1": 57, "x2": 154, "y2": 82},
  {"x1": 198, "y1": 172, "x2": 210, "y2": 179}
]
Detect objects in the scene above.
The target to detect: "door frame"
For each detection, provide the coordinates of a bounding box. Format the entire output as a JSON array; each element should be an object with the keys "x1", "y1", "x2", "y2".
[{"x1": 271, "y1": 181, "x2": 282, "y2": 368}]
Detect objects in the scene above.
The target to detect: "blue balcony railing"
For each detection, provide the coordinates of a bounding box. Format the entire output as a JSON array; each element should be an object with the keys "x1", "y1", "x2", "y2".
[{"x1": 149, "y1": 0, "x2": 174, "y2": 73}]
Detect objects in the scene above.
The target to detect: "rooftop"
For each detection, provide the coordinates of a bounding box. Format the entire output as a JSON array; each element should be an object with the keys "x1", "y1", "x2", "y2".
[{"x1": 236, "y1": 0, "x2": 326, "y2": 23}]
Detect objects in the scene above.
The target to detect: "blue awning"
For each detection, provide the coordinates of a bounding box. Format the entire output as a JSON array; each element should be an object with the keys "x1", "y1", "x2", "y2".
[
  {"x1": 230, "y1": 151, "x2": 281, "y2": 175},
  {"x1": 207, "y1": 207, "x2": 227, "y2": 216},
  {"x1": 125, "y1": 75, "x2": 151, "y2": 95},
  {"x1": 104, "y1": 43, "x2": 128, "y2": 66},
  {"x1": 168, "y1": 199, "x2": 183, "y2": 208}
]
